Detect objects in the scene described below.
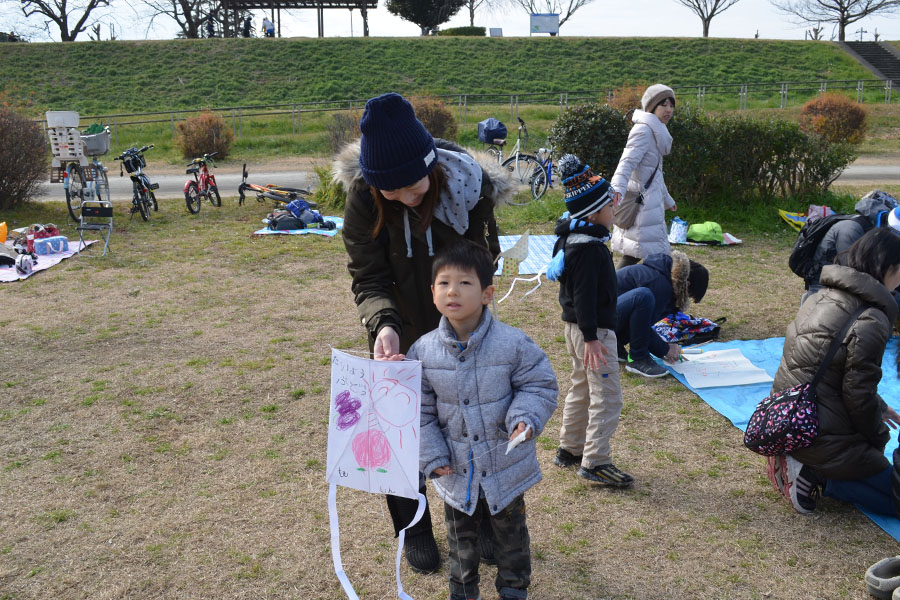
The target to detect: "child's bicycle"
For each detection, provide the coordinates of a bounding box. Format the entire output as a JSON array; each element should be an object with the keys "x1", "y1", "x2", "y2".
[
  {"x1": 184, "y1": 152, "x2": 221, "y2": 213},
  {"x1": 237, "y1": 163, "x2": 317, "y2": 209},
  {"x1": 115, "y1": 145, "x2": 159, "y2": 221}
]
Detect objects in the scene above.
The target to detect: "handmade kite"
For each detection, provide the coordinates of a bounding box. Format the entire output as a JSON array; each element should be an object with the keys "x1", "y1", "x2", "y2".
[{"x1": 327, "y1": 349, "x2": 424, "y2": 599}]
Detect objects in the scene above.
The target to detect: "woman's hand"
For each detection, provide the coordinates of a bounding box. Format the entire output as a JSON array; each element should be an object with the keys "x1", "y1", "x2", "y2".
[
  {"x1": 432, "y1": 466, "x2": 452, "y2": 476},
  {"x1": 884, "y1": 406, "x2": 900, "y2": 430},
  {"x1": 663, "y1": 343, "x2": 682, "y2": 364},
  {"x1": 509, "y1": 422, "x2": 533, "y2": 441},
  {"x1": 668, "y1": 203, "x2": 677, "y2": 212},
  {"x1": 612, "y1": 192, "x2": 622, "y2": 207},
  {"x1": 583, "y1": 340, "x2": 609, "y2": 370},
  {"x1": 374, "y1": 326, "x2": 404, "y2": 361}
]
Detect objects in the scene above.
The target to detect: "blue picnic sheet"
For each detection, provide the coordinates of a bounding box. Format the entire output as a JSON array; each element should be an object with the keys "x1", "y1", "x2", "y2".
[
  {"x1": 254, "y1": 216, "x2": 343, "y2": 237},
  {"x1": 496, "y1": 234, "x2": 555, "y2": 276},
  {"x1": 661, "y1": 336, "x2": 900, "y2": 542}
]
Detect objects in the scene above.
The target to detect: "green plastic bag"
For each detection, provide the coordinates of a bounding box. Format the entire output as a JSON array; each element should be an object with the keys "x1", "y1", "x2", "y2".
[
  {"x1": 686, "y1": 221, "x2": 723, "y2": 243},
  {"x1": 83, "y1": 123, "x2": 104, "y2": 134}
]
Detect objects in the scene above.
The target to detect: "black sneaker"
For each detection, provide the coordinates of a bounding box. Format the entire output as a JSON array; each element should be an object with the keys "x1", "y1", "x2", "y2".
[
  {"x1": 784, "y1": 455, "x2": 820, "y2": 514},
  {"x1": 625, "y1": 355, "x2": 667, "y2": 378},
  {"x1": 405, "y1": 530, "x2": 441, "y2": 574},
  {"x1": 553, "y1": 447, "x2": 582, "y2": 468},
  {"x1": 577, "y1": 463, "x2": 634, "y2": 488}
]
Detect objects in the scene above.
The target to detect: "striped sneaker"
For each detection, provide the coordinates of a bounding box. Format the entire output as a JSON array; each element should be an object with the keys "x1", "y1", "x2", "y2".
[
  {"x1": 577, "y1": 463, "x2": 634, "y2": 488},
  {"x1": 783, "y1": 455, "x2": 820, "y2": 514}
]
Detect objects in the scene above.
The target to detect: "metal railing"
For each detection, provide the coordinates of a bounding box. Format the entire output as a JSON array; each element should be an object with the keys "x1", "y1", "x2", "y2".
[{"x1": 40, "y1": 78, "x2": 896, "y2": 142}]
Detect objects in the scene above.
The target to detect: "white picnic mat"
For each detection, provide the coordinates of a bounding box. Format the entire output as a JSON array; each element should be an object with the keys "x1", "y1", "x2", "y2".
[{"x1": 496, "y1": 234, "x2": 555, "y2": 276}]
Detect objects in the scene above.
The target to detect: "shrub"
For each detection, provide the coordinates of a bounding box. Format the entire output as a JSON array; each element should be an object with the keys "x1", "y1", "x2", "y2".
[
  {"x1": 437, "y1": 26, "x2": 485, "y2": 36},
  {"x1": 0, "y1": 107, "x2": 49, "y2": 209},
  {"x1": 607, "y1": 83, "x2": 649, "y2": 113},
  {"x1": 800, "y1": 93, "x2": 867, "y2": 144},
  {"x1": 326, "y1": 110, "x2": 361, "y2": 154},
  {"x1": 548, "y1": 102, "x2": 629, "y2": 178},
  {"x1": 309, "y1": 163, "x2": 346, "y2": 212},
  {"x1": 409, "y1": 95, "x2": 458, "y2": 140},
  {"x1": 549, "y1": 101, "x2": 856, "y2": 204},
  {"x1": 175, "y1": 111, "x2": 234, "y2": 159}
]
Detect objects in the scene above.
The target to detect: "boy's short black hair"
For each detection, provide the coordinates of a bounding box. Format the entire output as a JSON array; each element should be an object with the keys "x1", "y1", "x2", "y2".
[{"x1": 431, "y1": 242, "x2": 495, "y2": 289}]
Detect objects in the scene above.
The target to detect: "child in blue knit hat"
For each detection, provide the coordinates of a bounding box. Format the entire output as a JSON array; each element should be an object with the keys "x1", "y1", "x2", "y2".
[{"x1": 550, "y1": 154, "x2": 634, "y2": 488}]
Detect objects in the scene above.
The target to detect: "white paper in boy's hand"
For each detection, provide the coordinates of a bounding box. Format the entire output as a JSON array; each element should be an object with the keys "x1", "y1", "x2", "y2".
[{"x1": 505, "y1": 425, "x2": 531, "y2": 455}]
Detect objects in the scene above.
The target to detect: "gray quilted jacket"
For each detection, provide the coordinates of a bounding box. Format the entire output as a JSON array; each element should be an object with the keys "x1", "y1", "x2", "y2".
[{"x1": 407, "y1": 309, "x2": 558, "y2": 516}]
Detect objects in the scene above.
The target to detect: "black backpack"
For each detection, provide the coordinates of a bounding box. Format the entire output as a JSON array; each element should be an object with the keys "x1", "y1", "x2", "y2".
[{"x1": 788, "y1": 213, "x2": 871, "y2": 282}]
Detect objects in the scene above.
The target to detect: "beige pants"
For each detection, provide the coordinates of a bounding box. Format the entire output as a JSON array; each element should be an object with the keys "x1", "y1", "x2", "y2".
[{"x1": 559, "y1": 322, "x2": 623, "y2": 468}]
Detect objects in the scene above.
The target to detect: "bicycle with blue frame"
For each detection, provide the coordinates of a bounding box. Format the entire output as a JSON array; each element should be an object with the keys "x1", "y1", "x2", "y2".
[{"x1": 529, "y1": 145, "x2": 558, "y2": 201}]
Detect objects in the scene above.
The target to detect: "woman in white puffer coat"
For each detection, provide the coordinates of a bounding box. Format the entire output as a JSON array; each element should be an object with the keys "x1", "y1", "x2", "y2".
[{"x1": 610, "y1": 84, "x2": 678, "y2": 268}]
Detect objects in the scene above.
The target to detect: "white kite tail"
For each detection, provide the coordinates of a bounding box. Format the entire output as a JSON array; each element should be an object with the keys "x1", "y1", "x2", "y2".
[{"x1": 329, "y1": 483, "x2": 426, "y2": 600}]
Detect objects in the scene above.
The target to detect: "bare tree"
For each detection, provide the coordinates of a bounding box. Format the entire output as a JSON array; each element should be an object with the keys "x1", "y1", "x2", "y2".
[
  {"x1": 771, "y1": 0, "x2": 900, "y2": 42},
  {"x1": 506, "y1": 0, "x2": 597, "y2": 29},
  {"x1": 461, "y1": 0, "x2": 506, "y2": 26},
  {"x1": 141, "y1": 0, "x2": 207, "y2": 38},
  {"x1": 805, "y1": 21, "x2": 825, "y2": 38},
  {"x1": 21, "y1": 0, "x2": 110, "y2": 41},
  {"x1": 672, "y1": 0, "x2": 743, "y2": 37}
]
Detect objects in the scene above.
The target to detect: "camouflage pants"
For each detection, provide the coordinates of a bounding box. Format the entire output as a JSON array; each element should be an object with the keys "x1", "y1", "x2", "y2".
[{"x1": 444, "y1": 495, "x2": 530, "y2": 599}]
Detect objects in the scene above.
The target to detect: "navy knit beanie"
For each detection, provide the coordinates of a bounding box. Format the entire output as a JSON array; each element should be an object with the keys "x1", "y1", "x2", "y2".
[
  {"x1": 558, "y1": 154, "x2": 612, "y2": 220},
  {"x1": 358, "y1": 93, "x2": 438, "y2": 191}
]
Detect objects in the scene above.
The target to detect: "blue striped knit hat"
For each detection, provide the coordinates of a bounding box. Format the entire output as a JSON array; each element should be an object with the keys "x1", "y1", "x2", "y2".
[
  {"x1": 358, "y1": 93, "x2": 438, "y2": 191},
  {"x1": 558, "y1": 154, "x2": 612, "y2": 220}
]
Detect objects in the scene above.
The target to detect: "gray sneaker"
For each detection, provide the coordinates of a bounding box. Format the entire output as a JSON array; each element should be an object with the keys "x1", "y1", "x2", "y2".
[{"x1": 625, "y1": 356, "x2": 668, "y2": 378}]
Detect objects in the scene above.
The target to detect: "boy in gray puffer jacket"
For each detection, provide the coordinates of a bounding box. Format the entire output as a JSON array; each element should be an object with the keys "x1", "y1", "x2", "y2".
[{"x1": 406, "y1": 242, "x2": 558, "y2": 600}]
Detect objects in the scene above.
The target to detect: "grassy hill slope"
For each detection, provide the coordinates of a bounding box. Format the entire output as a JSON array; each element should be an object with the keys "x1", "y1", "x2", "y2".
[{"x1": 0, "y1": 37, "x2": 876, "y2": 114}]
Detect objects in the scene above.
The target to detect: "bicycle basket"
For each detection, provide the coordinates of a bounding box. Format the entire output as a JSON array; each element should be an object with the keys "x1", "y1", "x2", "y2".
[
  {"x1": 477, "y1": 118, "x2": 507, "y2": 144},
  {"x1": 123, "y1": 153, "x2": 145, "y2": 174},
  {"x1": 81, "y1": 131, "x2": 110, "y2": 156}
]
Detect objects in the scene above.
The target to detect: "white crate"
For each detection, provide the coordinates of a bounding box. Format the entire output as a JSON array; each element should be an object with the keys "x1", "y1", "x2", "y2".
[{"x1": 46, "y1": 111, "x2": 80, "y2": 128}]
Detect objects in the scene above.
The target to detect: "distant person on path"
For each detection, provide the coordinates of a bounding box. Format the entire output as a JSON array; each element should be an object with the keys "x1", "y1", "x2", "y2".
[
  {"x1": 610, "y1": 84, "x2": 678, "y2": 269},
  {"x1": 550, "y1": 154, "x2": 634, "y2": 489},
  {"x1": 242, "y1": 16, "x2": 252, "y2": 38},
  {"x1": 334, "y1": 92, "x2": 510, "y2": 574},
  {"x1": 615, "y1": 251, "x2": 709, "y2": 378},
  {"x1": 408, "y1": 242, "x2": 558, "y2": 600},
  {"x1": 263, "y1": 16, "x2": 275, "y2": 37},
  {"x1": 206, "y1": 14, "x2": 215, "y2": 38},
  {"x1": 768, "y1": 228, "x2": 900, "y2": 515}
]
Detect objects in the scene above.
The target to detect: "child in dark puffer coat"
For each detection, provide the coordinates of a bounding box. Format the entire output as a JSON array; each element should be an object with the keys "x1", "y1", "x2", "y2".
[{"x1": 548, "y1": 154, "x2": 634, "y2": 489}]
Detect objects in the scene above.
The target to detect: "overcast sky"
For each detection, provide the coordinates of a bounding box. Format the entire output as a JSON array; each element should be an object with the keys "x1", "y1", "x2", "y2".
[{"x1": 4, "y1": 0, "x2": 900, "y2": 42}]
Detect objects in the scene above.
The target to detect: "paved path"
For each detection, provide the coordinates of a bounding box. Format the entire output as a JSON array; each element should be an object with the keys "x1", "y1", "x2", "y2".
[
  {"x1": 29, "y1": 156, "x2": 898, "y2": 204},
  {"x1": 33, "y1": 168, "x2": 313, "y2": 204}
]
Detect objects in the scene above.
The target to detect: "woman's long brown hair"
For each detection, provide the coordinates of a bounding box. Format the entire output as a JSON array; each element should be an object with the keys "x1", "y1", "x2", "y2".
[{"x1": 370, "y1": 165, "x2": 447, "y2": 238}]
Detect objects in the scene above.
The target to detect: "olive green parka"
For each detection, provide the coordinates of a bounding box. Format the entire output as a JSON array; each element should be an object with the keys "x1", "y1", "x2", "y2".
[
  {"x1": 334, "y1": 139, "x2": 512, "y2": 353},
  {"x1": 773, "y1": 264, "x2": 898, "y2": 480}
]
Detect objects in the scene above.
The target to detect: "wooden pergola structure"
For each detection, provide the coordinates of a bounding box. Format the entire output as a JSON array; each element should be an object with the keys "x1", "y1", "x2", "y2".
[{"x1": 221, "y1": 0, "x2": 377, "y2": 38}]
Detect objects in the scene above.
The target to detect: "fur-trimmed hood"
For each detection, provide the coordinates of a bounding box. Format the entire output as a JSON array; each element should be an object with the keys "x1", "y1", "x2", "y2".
[
  {"x1": 332, "y1": 138, "x2": 515, "y2": 209},
  {"x1": 639, "y1": 250, "x2": 691, "y2": 313}
]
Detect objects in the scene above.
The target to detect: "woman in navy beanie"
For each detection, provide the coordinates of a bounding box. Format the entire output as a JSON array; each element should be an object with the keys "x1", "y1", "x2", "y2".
[{"x1": 333, "y1": 92, "x2": 513, "y2": 574}]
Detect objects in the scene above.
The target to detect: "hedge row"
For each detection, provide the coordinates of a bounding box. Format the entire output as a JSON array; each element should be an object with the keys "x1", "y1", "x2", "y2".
[{"x1": 548, "y1": 103, "x2": 857, "y2": 203}]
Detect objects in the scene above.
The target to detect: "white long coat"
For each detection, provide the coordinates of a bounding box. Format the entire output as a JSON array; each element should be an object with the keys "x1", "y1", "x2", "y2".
[{"x1": 610, "y1": 110, "x2": 675, "y2": 259}]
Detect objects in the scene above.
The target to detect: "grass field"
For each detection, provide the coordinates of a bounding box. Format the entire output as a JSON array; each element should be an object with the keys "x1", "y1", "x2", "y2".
[
  {"x1": 0, "y1": 37, "x2": 877, "y2": 115},
  {"x1": 2, "y1": 181, "x2": 899, "y2": 599}
]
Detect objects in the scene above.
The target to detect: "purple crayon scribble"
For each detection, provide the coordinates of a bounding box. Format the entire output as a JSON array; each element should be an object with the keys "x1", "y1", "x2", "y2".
[{"x1": 335, "y1": 390, "x2": 362, "y2": 430}]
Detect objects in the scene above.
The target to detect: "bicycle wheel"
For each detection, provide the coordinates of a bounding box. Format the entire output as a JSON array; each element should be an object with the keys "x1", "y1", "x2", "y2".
[
  {"x1": 65, "y1": 164, "x2": 86, "y2": 222},
  {"x1": 501, "y1": 154, "x2": 542, "y2": 185},
  {"x1": 138, "y1": 191, "x2": 151, "y2": 221},
  {"x1": 207, "y1": 185, "x2": 221, "y2": 207},
  {"x1": 185, "y1": 182, "x2": 201, "y2": 213},
  {"x1": 150, "y1": 191, "x2": 158, "y2": 212},
  {"x1": 530, "y1": 166, "x2": 549, "y2": 201}
]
